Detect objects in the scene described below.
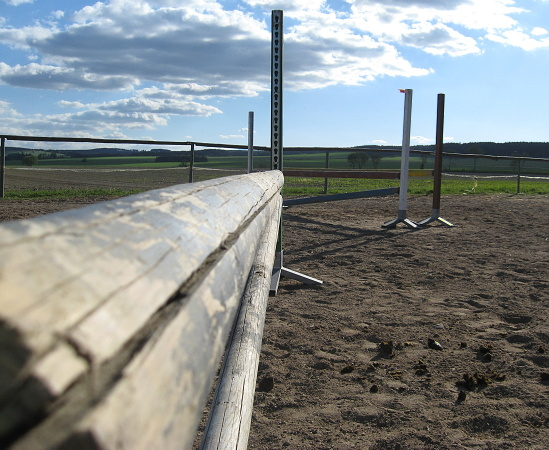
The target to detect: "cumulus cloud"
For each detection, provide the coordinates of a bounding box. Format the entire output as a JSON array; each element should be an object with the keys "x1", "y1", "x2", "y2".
[
  {"x1": 400, "y1": 22, "x2": 480, "y2": 56},
  {"x1": 3, "y1": 0, "x2": 34, "y2": 5},
  {"x1": 0, "y1": 62, "x2": 138, "y2": 90},
  {"x1": 94, "y1": 96, "x2": 222, "y2": 116},
  {"x1": 411, "y1": 135, "x2": 432, "y2": 145},
  {"x1": 219, "y1": 134, "x2": 246, "y2": 139},
  {"x1": 0, "y1": 0, "x2": 545, "y2": 137},
  {"x1": 531, "y1": 27, "x2": 548, "y2": 36},
  {"x1": 486, "y1": 28, "x2": 549, "y2": 50}
]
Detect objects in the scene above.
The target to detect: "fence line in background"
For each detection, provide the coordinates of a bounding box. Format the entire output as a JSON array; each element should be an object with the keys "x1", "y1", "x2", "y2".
[{"x1": 1, "y1": 134, "x2": 548, "y2": 198}]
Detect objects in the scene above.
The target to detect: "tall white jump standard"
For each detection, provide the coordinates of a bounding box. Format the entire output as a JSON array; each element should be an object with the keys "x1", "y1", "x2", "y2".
[{"x1": 382, "y1": 88, "x2": 418, "y2": 229}]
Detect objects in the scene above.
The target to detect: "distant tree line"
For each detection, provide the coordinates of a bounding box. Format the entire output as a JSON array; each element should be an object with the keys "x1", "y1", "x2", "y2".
[
  {"x1": 347, "y1": 152, "x2": 383, "y2": 169},
  {"x1": 5, "y1": 151, "x2": 63, "y2": 161}
]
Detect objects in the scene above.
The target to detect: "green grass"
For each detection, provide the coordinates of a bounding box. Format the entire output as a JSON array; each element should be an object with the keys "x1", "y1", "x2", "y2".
[
  {"x1": 7, "y1": 151, "x2": 549, "y2": 174},
  {"x1": 6, "y1": 175, "x2": 547, "y2": 200},
  {"x1": 4, "y1": 151, "x2": 548, "y2": 199},
  {"x1": 5, "y1": 187, "x2": 143, "y2": 199},
  {"x1": 283, "y1": 177, "x2": 549, "y2": 197}
]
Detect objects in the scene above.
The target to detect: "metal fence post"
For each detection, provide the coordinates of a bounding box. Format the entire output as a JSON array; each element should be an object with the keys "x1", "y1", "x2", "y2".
[
  {"x1": 189, "y1": 142, "x2": 195, "y2": 183},
  {"x1": 1, "y1": 137, "x2": 5, "y2": 198},
  {"x1": 517, "y1": 159, "x2": 522, "y2": 194},
  {"x1": 248, "y1": 112, "x2": 254, "y2": 174},
  {"x1": 323, "y1": 150, "x2": 330, "y2": 194},
  {"x1": 271, "y1": 10, "x2": 283, "y2": 172}
]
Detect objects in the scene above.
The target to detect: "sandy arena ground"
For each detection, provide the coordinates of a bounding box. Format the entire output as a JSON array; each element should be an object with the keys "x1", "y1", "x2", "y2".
[{"x1": 1, "y1": 191, "x2": 548, "y2": 449}]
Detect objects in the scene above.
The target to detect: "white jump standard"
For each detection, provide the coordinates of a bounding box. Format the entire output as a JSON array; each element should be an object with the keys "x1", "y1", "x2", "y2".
[{"x1": 382, "y1": 88, "x2": 419, "y2": 229}]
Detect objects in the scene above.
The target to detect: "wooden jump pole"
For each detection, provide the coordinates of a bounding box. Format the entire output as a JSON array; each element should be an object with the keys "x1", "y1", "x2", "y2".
[
  {"x1": 418, "y1": 93, "x2": 454, "y2": 226},
  {"x1": 201, "y1": 195, "x2": 281, "y2": 449},
  {"x1": 382, "y1": 89, "x2": 419, "y2": 229},
  {"x1": 0, "y1": 172, "x2": 283, "y2": 449}
]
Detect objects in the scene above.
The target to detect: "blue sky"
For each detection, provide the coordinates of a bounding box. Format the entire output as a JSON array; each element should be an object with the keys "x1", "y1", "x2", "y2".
[{"x1": 1, "y1": 0, "x2": 548, "y2": 149}]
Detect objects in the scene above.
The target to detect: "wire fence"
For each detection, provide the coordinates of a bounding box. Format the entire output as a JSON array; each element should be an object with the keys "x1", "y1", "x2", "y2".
[{"x1": 1, "y1": 134, "x2": 548, "y2": 197}]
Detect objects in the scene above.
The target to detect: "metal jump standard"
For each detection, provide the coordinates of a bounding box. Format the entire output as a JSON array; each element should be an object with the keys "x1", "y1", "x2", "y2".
[
  {"x1": 382, "y1": 88, "x2": 419, "y2": 229},
  {"x1": 269, "y1": 10, "x2": 323, "y2": 294}
]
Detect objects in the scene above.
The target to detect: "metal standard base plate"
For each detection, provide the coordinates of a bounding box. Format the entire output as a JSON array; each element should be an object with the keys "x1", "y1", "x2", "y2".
[
  {"x1": 270, "y1": 251, "x2": 322, "y2": 295},
  {"x1": 382, "y1": 218, "x2": 418, "y2": 229},
  {"x1": 382, "y1": 210, "x2": 418, "y2": 229},
  {"x1": 417, "y1": 209, "x2": 454, "y2": 227},
  {"x1": 417, "y1": 216, "x2": 454, "y2": 227}
]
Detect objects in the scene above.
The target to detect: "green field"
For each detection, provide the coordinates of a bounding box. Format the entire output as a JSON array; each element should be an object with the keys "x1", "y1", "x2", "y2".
[
  {"x1": 283, "y1": 177, "x2": 549, "y2": 196},
  {"x1": 7, "y1": 150, "x2": 549, "y2": 174},
  {"x1": 198, "y1": 152, "x2": 549, "y2": 174},
  {"x1": 3, "y1": 150, "x2": 548, "y2": 199}
]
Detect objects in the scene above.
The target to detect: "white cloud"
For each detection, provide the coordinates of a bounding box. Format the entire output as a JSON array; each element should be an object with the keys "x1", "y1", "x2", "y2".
[
  {"x1": 400, "y1": 22, "x2": 480, "y2": 56},
  {"x1": 3, "y1": 0, "x2": 34, "y2": 5},
  {"x1": 57, "y1": 100, "x2": 86, "y2": 108},
  {"x1": 0, "y1": 0, "x2": 544, "y2": 138},
  {"x1": 0, "y1": 0, "x2": 436, "y2": 95},
  {"x1": 411, "y1": 135, "x2": 432, "y2": 145},
  {"x1": 94, "y1": 96, "x2": 222, "y2": 116},
  {"x1": 2, "y1": 86, "x2": 222, "y2": 137},
  {"x1": 0, "y1": 99, "x2": 21, "y2": 116},
  {"x1": 486, "y1": 28, "x2": 549, "y2": 50},
  {"x1": 0, "y1": 62, "x2": 138, "y2": 90},
  {"x1": 51, "y1": 11, "x2": 65, "y2": 20},
  {"x1": 219, "y1": 134, "x2": 246, "y2": 139},
  {"x1": 531, "y1": 27, "x2": 548, "y2": 36}
]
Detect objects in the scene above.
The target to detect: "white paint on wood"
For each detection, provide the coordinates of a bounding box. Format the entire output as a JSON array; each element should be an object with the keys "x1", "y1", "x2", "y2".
[{"x1": 33, "y1": 342, "x2": 88, "y2": 397}]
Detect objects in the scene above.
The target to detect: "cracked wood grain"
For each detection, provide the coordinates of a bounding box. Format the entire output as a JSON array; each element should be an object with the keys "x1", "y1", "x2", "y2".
[
  {"x1": 0, "y1": 171, "x2": 283, "y2": 448},
  {"x1": 201, "y1": 194, "x2": 282, "y2": 450}
]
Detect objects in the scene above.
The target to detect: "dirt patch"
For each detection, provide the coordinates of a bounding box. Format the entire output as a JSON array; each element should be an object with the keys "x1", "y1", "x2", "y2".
[
  {"x1": 249, "y1": 194, "x2": 549, "y2": 449},
  {"x1": 1, "y1": 191, "x2": 548, "y2": 448}
]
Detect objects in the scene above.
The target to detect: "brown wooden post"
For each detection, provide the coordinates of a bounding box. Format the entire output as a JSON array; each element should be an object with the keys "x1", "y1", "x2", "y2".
[
  {"x1": 417, "y1": 94, "x2": 453, "y2": 227},
  {"x1": 432, "y1": 94, "x2": 444, "y2": 211}
]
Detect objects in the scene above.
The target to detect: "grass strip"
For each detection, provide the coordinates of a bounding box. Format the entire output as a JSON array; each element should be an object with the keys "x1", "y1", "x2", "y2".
[
  {"x1": 3, "y1": 178, "x2": 548, "y2": 200},
  {"x1": 5, "y1": 187, "x2": 143, "y2": 199},
  {"x1": 283, "y1": 178, "x2": 549, "y2": 196}
]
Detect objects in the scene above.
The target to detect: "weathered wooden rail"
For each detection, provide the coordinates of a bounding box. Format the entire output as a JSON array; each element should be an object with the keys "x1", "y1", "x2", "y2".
[{"x1": 0, "y1": 171, "x2": 283, "y2": 449}]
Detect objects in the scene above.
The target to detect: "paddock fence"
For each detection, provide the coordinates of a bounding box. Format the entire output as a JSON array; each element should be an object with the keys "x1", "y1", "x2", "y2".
[
  {"x1": 0, "y1": 170, "x2": 283, "y2": 449},
  {"x1": 2, "y1": 135, "x2": 548, "y2": 200}
]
